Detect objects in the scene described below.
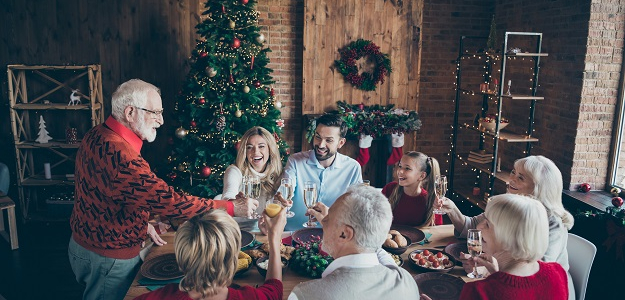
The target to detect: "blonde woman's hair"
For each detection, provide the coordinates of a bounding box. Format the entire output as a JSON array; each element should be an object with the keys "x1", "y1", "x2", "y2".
[
  {"x1": 175, "y1": 209, "x2": 241, "y2": 298},
  {"x1": 485, "y1": 194, "x2": 549, "y2": 262},
  {"x1": 388, "y1": 151, "x2": 440, "y2": 226},
  {"x1": 514, "y1": 155, "x2": 574, "y2": 230},
  {"x1": 235, "y1": 126, "x2": 283, "y2": 194}
]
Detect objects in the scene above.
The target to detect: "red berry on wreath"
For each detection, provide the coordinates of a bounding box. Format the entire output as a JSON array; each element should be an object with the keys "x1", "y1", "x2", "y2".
[
  {"x1": 578, "y1": 183, "x2": 591, "y2": 193},
  {"x1": 612, "y1": 197, "x2": 623, "y2": 208},
  {"x1": 200, "y1": 166, "x2": 212, "y2": 177},
  {"x1": 358, "y1": 103, "x2": 365, "y2": 110}
]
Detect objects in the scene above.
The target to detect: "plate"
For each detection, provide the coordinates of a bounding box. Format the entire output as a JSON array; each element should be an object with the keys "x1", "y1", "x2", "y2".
[
  {"x1": 408, "y1": 249, "x2": 456, "y2": 273},
  {"x1": 291, "y1": 228, "x2": 323, "y2": 246},
  {"x1": 241, "y1": 230, "x2": 255, "y2": 249},
  {"x1": 413, "y1": 272, "x2": 465, "y2": 300},
  {"x1": 140, "y1": 253, "x2": 183, "y2": 281},
  {"x1": 444, "y1": 242, "x2": 468, "y2": 266},
  {"x1": 390, "y1": 224, "x2": 426, "y2": 245}
]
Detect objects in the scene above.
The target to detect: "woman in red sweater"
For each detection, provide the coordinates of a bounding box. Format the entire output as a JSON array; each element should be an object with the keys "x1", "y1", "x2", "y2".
[
  {"x1": 381, "y1": 151, "x2": 442, "y2": 226},
  {"x1": 134, "y1": 208, "x2": 286, "y2": 300},
  {"x1": 453, "y1": 194, "x2": 568, "y2": 300}
]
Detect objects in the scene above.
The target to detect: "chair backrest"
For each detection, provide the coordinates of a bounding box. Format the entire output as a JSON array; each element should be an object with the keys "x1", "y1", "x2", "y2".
[
  {"x1": 567, "y1": 233, "x2": 597, "y2": 300},
  {"x1": 213, "y1": 194, "x2": 223, "y2": 200}
]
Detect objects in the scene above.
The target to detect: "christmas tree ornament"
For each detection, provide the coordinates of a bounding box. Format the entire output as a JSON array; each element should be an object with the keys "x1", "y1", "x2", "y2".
[
  {"x1": 198, "y1": 97, "x2": 206, "y2": 105},
  {"x1": 175, "y1": 127, "x2": 188, "y2": 139},
  {"x1": 199, "y1": 51, "x2": 208, "y2": 58},
  {"x1": 230, "y1": 74, "x2": 235, "y2": 83},
  {"x1": 250, "y1": 56, "x2": 255, "y2": 69},
  {"x1": 216, "y1": 116, "x2": 226, "y2": 132},
  {"x1": 611, "y1": 187, "x2": 621, "y2": 196},
  {"x1": 253, "y1": 80, "x2": 261, "y2": 88},
  {"x1": 206, "y1": 67, "x2": 217, "y2": 77},
  {"x1": 276, "y1": 119, "x2": 285, "y2": 128},
  {"x1": 222, "y1": 4, "x2": 226, "y2": 13},
  {"x1": 274, "y1": 101, "x2": 282, "y2": 108},
  {"x1": 229, "y1": 20, "x2": 235, "y2": 29},
  {"x1": 168, "y1": 172, "x2": 177, "y2": 180},
  {"x1": 190, "y1": 120, "x2": 197, "y2": 127},
  {"x1": 177, "y1": 163, "x2": 186, "y2": 171},
  {"x1": 240, "y1": 0, "x2": 249, "y2": 4},
  {"x1": 232, "y1": 37, "x2": 241, "y2": 48},
  {"x1": 200, "y1": 166, "x2": 212, "y2": 177},
  {"x1": 235, "y1": 109, "x2": 243, "y2": 118},
  {"x1": 612, "y1": 197, "x2": 624, "y2": 208},
  {"x1": 243, "y1": 86, "x2": 250, "y2": 93},
  {"x1": 270, "y1": 88, "x2": 275, "y2": 96},
  {"x1": 36, "y1": 116, "x2": 53, "y2": 143},
  {"x1": 256, "y1": 33, "x2": 265, "y2": 43},
  {"x1": 577, "y1": 183, "x2": 591, "y2": 193}
]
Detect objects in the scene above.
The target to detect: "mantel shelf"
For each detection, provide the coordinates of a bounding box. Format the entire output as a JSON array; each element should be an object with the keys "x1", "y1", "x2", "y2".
[
  {"x1": 463, "y1": 124, "x2": 540, "y2": 142},
  {"x1": 12, "y1": 103, "x2": 100, "y2": 110},
  {"x1": 15, "y1": 141, "x2": 81, "y2": 149}
]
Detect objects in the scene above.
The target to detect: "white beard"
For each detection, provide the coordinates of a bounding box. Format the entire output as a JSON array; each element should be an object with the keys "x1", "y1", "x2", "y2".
[{"x1": 132, "y1": 120, "x2": 157, "y2": 142}]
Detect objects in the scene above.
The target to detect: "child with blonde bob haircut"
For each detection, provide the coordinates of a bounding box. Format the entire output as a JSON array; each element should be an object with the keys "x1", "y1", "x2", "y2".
[
  {"x1": 134, "y1": 209, "x2": 287, "y2": 300},
  {"x1": 455, "y1": 194, "x2": 569, "y2": 300}
]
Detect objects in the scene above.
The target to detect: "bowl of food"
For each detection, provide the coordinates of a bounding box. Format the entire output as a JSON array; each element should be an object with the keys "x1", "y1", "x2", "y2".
[
  {"x1": 382, "y1": 230, "x2": 411, "y2": 255},
  {"x1": 478, "y1": 114, "x2": 509, "y2": 132},
  {"x1": 408, "y1": 249, "x2": 456, "y2": 273},
  {"x1": 255, "y1": 256, "x2": 289, "y2": 278}
]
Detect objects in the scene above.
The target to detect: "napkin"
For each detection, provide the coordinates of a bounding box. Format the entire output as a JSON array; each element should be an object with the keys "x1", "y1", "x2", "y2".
[
  {"x1": 417, "y1": 232, "x2": 433, "y2": 245},
  {"x1": 138, "y1": 277, "x2": 182, "y2": 291},
  {"x1": 242, "y1": 239, "x2": 262, "y2": 251}
]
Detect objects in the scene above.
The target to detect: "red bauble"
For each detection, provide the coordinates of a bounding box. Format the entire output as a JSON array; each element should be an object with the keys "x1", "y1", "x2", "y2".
[
  {"x1": 612, "y1": 197, "x2": 624, "y2": 208},
  {"x1": 253, "y1": 80, "x2": 261, "y2": 88},
  {"x1": 198, "y1": 97, "x2": 206, "y2": 105},
  {"x1": 578, "y1": 183, "x2": 591, "y2": 193},
  {"x1": 200, "y1": 166, "x2": 212, "y2": 177},
  {"x1": 358, "y1": 103, "x2": 365, "y2": 110},
  {"x1": 199, "y1": 51, "x2": 208, "y2": 58},
  {"x1": 168, "y1": 172, "x2": 177, "y2": 180},
  {"x1": 232, "y1": 38, "x2": 241, "y2": 49},
  {"x1": 190, "y1": 120, "x2": 197, "y2": 127},
  {"x1": 270, "y1": 88, "x2": 275, "y2": 96},
  {"x1": 222, "y1": 4, "x2": 226, "y2": 13},
  {"x1": 240, "y1": 0, "x2": 249, "y2": 4}
]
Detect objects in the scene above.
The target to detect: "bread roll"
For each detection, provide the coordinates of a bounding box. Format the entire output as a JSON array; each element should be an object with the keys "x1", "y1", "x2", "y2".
[
  {"x1": 384, "y1": 238, "x2": 399, "y2": 248},
  {"x1": 393, "y1": 234, "x2": 407, "y2": 247},
  {"x1": 389, "y1": 230, "x2": 400, "y2": 236}
]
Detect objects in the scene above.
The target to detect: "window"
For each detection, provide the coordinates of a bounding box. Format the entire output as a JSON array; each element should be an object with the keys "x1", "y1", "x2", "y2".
[{"x1": 609, "y1": 64, "x2": 625, "y2": 189}]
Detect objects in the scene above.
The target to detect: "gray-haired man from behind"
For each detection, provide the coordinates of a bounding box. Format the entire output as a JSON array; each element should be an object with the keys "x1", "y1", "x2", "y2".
[{"x1": 288, "y1": 185, "x2": 420, "y2": 300}]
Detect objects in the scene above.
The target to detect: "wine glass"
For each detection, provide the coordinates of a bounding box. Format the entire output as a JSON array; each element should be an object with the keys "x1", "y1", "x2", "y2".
[
  {"x1": 467, "y1": 229, "x2": 484, "y2": 278},
  {"x1": 264, "y1": 197, "x2": 283, "y2": 218},
  {"x1": 239, "y1": 175, "x2": 250, "y2": 197},
  {"x1": 302, "y1": 181, "x2": 318, "y2": 228},
  {"x1": 433, "y1": 175, "x2": 447, "y2": 215},
  {"x1": 279, "y1": 178, "x2": 295, "y2": 218}
]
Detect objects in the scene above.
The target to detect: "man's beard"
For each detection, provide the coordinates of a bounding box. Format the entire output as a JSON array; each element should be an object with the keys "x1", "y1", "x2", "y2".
[
  {"x1": 132, "y1": 120, "x2": 157, "y2": 142},
  {"x1": 314, "y1": 145, "x2": 335, "y2": 161}
]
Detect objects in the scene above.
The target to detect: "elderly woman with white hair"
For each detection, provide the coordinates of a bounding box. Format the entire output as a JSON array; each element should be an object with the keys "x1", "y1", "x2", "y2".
[
  {"x1": 438, "y1": 155, "x2": 575, "y2": 299},
  {"x1": 457, "y1": 194, "x2": 569, "y2": 299},
  {"x1": 288, "y1": 185, "x2": 420, "y2": 300}
]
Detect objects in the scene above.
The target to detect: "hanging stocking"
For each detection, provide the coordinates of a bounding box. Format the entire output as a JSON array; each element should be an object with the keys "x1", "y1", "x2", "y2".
[
  {"x1": 356, "y1": 134, "x2": 373, "y2": 166},
  {"x1": 387, "y1": 133, "x2": 404, "y2": 165}
]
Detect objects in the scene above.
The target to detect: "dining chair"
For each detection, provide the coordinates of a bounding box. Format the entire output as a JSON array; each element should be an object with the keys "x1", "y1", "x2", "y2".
[{"x1": 567, "y1": 233, "x2": 596, "y2": 300}]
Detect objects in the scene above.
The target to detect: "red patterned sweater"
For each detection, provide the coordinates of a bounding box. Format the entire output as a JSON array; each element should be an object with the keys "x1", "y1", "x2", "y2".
[{"x1": 71, "y1": 117, "x2": 233, "y2": 259}]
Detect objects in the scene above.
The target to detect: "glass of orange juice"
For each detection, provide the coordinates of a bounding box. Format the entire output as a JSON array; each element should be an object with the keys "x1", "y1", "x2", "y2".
[{"x1": 264, "y1": 198, "x2": 283, "y2": 218}]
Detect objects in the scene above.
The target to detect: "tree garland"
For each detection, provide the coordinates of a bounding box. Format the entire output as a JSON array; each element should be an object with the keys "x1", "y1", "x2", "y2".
[
  {"x1": 306, "y1": 101, "x2": 422, "y2": 142},
  {"x1": 335, "y1": 39, "x2": 392, "y2": 91}
]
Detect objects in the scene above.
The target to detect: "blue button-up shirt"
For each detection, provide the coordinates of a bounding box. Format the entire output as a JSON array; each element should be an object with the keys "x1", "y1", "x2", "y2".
[{"x1": 282, "y1": 150, "x2": 362, "y2": 231}]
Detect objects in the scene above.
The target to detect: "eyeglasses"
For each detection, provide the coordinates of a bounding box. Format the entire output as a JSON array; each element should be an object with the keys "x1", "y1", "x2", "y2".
[{"x1": 135, "y1": 106, "x2": 164, "y2": 117}]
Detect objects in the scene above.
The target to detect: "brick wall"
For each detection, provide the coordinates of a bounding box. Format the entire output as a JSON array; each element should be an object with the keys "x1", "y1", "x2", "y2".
[{"x1": 257, "y1": 0, "x2": 304, "y2": 152}]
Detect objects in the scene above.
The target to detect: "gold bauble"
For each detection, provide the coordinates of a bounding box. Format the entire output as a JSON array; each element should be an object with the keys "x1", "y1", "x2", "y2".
[
  {"x1": 235, "y1": 110, "x2": 242, "y2": 118},
  {"x1": 229, "y1": 20, "x2": 235, "y2": 29},
  {"x1": 243, "y1": 86, "x2": 250, "y2": 93},
  {"x1": 175, "y1": 127, "x2": 188, "y2": 139}
]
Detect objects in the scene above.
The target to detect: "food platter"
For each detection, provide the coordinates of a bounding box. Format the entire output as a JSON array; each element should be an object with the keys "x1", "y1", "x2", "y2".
[
  {"x1": 240, "y1": 230, "x2": 255, "y2": 249},
  {"x1": 390, "y1": 224, "x2": 426, "y2": 245},
  {"x1": 413, "y1": 272, "x2": 465, "y2": 300},
  {"x1": 140, "y1": 253, "x2": 183, "y2": 281}
]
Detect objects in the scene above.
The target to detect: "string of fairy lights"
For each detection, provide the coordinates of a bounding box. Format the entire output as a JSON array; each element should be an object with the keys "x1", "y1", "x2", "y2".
[{"x1": 447, "y1": 49, "x2": 542, "y2": 210}]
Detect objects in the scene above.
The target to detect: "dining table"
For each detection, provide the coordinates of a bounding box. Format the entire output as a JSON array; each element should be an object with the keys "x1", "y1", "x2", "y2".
[{"x1": 124, "y1": 224, "x2": 479, "y2": 300}]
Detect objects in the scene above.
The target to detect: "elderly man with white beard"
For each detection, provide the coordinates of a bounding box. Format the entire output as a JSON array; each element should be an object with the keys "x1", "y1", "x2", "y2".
[
  {"x1": 68, "y1": 79, "x2": 258, "y2": 300},
  {"x1": 288, "y1": 185, "x2": 420, "y2": 300}
]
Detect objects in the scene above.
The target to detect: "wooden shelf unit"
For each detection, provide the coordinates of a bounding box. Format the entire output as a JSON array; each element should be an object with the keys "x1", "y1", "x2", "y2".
[{"x1": 7, "y1": 65, "x2": 104, "y2": 221}]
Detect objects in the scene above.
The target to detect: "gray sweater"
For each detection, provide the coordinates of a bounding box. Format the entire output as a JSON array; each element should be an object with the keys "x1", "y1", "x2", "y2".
[{"x1": 291, "y1": 264, "x2": 420, "y2": 300}]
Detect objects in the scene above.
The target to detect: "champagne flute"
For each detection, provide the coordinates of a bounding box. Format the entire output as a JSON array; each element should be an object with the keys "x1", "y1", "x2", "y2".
[
  {"x1": 279, "y1": 178, "x2": 295, "y2": 218},
  {"x1": 467, "y1": 229, "x2": 484, "y2": 278},
  {"x1": 240, "y1": 175, "x2": 249, "y2": 197},
  {"x1": 433, "y1": 175, "x2": 447, "y2": 215},
  {"x1": 302, "y1": 181, "x2": 318, "y2": 228}
]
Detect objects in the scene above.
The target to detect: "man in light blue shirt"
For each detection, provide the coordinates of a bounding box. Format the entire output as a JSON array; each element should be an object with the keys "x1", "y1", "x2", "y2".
[{"x1": 281, "y1": 114, "x2": 362, "y2": 231}]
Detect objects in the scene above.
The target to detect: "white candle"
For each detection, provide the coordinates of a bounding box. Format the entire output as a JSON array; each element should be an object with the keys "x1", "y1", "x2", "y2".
[
  {"x1": 44, "y1": 163, "x2": 51, "y2": 179},
  {"x1": 508, "y1": 80, "x2": 511, "y2": 85}
]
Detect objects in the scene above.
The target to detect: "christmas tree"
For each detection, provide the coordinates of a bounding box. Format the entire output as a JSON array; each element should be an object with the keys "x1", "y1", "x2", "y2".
[
  {"x1": 36, "y1": 115, "x2": 53, "y2": 143},
  {"x1": 165, "y1": 0, "x2": 289, "y2": 198}
]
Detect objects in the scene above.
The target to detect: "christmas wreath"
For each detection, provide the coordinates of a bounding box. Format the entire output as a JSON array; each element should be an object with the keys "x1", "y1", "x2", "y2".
[{"x1": 335, "y1": 39, "x2": 392, "y2": 91}]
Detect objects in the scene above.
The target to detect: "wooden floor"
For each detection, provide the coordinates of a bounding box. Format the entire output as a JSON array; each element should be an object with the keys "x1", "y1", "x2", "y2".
[{"x1": 0, "y1": 221, "x2": 83, "y2": 300}]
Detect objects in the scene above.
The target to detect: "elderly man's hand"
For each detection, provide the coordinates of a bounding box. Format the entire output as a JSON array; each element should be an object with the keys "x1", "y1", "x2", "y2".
[
  {"x1": 305, "y1": 202, "x2": 328, "y2": 222},
  {"x1": 232, "y1": 192, "x2": 259, "y2": 218}
]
